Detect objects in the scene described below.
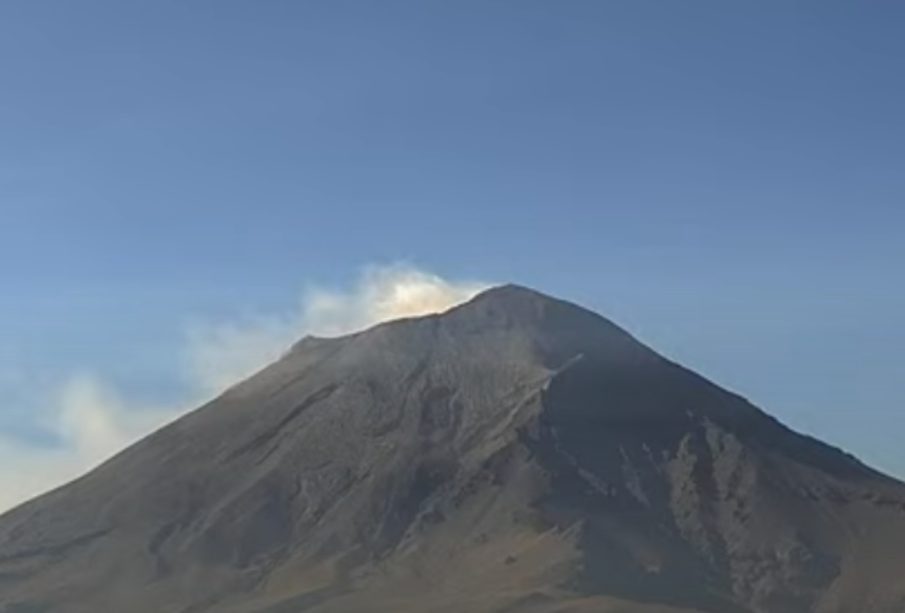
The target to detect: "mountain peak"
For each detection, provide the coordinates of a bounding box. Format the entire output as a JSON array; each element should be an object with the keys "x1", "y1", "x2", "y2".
[
  {"x1": 462, "y1": 283, "x2": 587, "y2": 313},
  {"x1": 437, "y1": 283, "x2": 642, "y2": 368},
  {"x1": 469, "y1": 282, "x2": 554, "y2": 303},
  {"x1": 448, "y1": 283, "x2": 601, "y2": 328},
  {"x1": 3, "y1": 285, "x2": 905, "y2": 613}
]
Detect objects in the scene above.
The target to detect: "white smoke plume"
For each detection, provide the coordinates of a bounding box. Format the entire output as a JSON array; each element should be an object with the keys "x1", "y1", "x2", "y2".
[{"x1": 0, "y1": 265, "x2": 488, "y2": 513}]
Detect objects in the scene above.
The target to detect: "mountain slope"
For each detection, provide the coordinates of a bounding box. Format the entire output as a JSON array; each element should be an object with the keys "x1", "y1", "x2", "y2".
[{"x1": 1, "y1": 285, "x2": 904, "y2": 613}]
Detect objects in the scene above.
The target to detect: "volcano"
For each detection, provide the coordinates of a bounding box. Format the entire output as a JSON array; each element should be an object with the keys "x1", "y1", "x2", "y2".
[{"x1": 2, "y1": 285, "x2": 905, "y2": 613}]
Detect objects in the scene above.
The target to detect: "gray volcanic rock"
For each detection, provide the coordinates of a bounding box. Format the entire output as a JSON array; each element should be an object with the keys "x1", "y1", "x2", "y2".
[{"x1": 2, "y1": 285, "x2": 905, "y2": 613}]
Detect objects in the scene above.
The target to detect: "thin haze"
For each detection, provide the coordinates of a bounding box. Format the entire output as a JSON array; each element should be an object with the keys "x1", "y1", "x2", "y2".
[
  {"x1": 0, "y1": 265, "x2": 486, "y2": 511},
  {"x1": 1, "y1": 1, "x2": 904, "y2": 509}
]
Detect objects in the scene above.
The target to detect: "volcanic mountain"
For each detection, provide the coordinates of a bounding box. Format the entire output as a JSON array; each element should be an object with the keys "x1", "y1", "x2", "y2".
[{"x1": 2, "y1": 285, "x2": 905, "y2": 613}]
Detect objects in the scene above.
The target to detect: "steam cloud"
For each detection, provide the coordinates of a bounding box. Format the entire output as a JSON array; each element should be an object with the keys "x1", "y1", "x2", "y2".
[{"x1": 0, "y1": 265, "x2": 488, "y2": 513}]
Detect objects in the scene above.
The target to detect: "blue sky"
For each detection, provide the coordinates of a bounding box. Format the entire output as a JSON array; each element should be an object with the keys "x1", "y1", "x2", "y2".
[{"x1": 1, "y1": 1, "x2": 904, "y2": 502}]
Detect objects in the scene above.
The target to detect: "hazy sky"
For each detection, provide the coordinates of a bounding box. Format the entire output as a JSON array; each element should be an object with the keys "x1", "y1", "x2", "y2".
[{"x1": 1, "y1": 1, "x2": 904, "y2": 504}]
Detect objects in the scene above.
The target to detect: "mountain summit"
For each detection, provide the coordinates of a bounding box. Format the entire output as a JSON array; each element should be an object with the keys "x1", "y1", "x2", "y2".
[{"x1": 2, "y1": 285, "x2": 904, "y2": 613}]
